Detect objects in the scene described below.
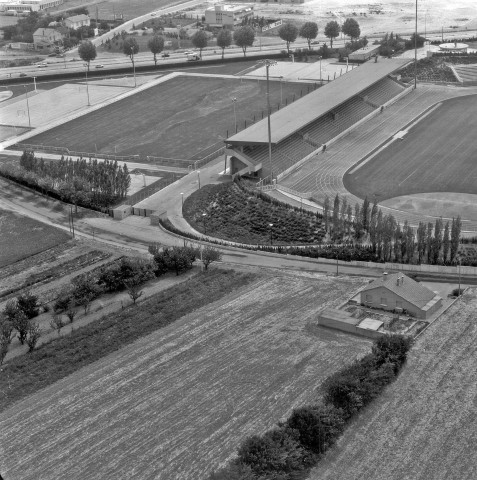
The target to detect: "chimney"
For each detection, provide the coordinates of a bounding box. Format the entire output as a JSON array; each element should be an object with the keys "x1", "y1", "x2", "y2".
[{"x1": 383, "y1": 272, "x2": 388, "y2": 281}]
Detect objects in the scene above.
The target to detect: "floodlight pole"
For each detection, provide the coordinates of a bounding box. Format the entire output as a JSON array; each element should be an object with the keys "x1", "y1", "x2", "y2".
[
  {"x1": 232, "y1": 97, "x2": 237, "y2": 133},
  {"x1": 414, "y1": 0, "x2": 418, "y2": 90},
  {"x1": 84, "y1": 64, "x2": 90, "y2": 106},
  {"x1": 23, "y1": 85, "x2": 31, "y2": 129}
]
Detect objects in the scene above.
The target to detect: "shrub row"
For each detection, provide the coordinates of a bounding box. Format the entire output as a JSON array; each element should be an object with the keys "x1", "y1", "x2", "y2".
[{"x1": 209, "y1": 335, "x2": 413, "y2": 479}]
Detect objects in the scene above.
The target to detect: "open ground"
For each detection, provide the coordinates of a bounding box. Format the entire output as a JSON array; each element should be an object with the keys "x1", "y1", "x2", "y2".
[
  {"x1": 24, "y1": 74, "x2": 314, "y2": 159},
  {"x1": 309, "y1": 288, "x2": 477, "y2": 480},
  {"x1": 0, "y1": 209, "x2": 70, "y2": 267},
  {"x1": 344, "y1": 95, "x2": 477, "y2": 203},
  {"x1": 0, "y1": 270, "x2": 373, "y2": 479}
]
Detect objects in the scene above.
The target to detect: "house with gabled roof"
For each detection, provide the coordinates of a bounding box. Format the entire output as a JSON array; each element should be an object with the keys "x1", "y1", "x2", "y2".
[{"x1": 360, "y1": 272, "x2": 442, "y2": 319}]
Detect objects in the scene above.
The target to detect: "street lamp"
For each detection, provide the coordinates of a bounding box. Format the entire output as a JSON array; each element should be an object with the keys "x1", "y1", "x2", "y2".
[
  {"x1": 202, "y1": 212, "x2": 207, "y2": 235},
  {"x1": 197, "y1": 170, "x2": 201, "y2": 189},
  {"x1": 232, "y1": 97, "x2": 237, "y2": 133},
  {"x1": 414, "y1": 0, "x2": 418, "y2": 89},
  {"x1": 130, "y1": 45, "x2": 137, "y2": 87},
  {"x1": 258, "y1": 59, "x2": 277, "y2": 183},
  {"x1": 23, "y1": 85, "x2": 31, "y2": 129},
  {"x1": 280, "y1": 76, "x2": 283, "y2": 105},
  {"x1": 32, "y1": 76, "x2": 37, "y2": 92},
  {"x1": 83, "y1": 63, "x2": 91, "y2": 106},
  {"x1": 269, "y1": 223, "x2": 273, "y2": 245},
  {"x1": 318, "y1": 55, "x2": 322, "y2": 85}
]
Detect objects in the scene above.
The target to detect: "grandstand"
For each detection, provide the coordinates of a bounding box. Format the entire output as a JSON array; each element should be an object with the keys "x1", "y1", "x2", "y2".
[
  {"x1": 450, "y1": 64, "x2": 477, "y2": 86},
  {"x1": 225, "y1": 59, "x2": 411, "y2": 180}
]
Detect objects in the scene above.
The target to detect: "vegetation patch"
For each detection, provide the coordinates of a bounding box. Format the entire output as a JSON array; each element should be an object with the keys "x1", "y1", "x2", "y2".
[
  {"x1": 210, "y1": 335, "x2": 413, "y2": 479},
  {"x1": 0, "y1": 210, "x2": 70, "y2": 268},
  {"x1": 183, "y1": 180, "x2": 325, "y2": 245},
  {"x1": 0, "y1": 268, "x2": 256, "y2": 413}
]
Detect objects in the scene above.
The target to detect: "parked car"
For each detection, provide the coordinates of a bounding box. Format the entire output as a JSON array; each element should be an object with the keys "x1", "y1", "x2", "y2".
[
  {"x1": 19, "y1": 73, "x2": 27, "y2": 77},
  {"x1": 161, "y1": 52, "x2": 170, "y2": 58},
  {"x1": 95, "y1": 64, "x2": 104, "y2": 69}
]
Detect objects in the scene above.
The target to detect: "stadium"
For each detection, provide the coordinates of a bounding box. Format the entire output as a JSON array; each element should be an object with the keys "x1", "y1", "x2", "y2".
[{"x1": 3, "y1": 56, "x2": 477, "y2": 231}]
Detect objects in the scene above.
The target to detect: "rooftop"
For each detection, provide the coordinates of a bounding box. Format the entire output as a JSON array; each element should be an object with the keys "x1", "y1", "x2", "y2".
[
  {"x1": 66, "y1": 14, "x2": 90, "y2": 22},
  {"x1": 227, "y1": 58, "x2": 410, "y2": 145},
  {"x1": 361, "y1": 273, "x2": 441, "y2": 309}
]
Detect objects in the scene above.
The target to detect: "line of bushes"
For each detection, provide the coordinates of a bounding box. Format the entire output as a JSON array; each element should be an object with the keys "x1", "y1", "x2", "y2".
[{"x1": 209, "y1": 335, "x2": 413, "y2": 479}]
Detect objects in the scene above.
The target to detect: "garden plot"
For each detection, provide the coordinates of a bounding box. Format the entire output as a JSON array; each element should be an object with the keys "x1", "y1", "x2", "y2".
[
  {"x1": 0, "y1": 270, "x2": 373, "y2": 480},
  {"x1": 0, "y1": 209, "x2": 71, "y2": 268}
]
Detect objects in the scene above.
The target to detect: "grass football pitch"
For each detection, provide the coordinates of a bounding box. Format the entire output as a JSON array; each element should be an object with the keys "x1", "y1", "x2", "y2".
[
  {"x1": 27, "y1": 75, "x2": 314, "y2": 160},
  {"x1": 344, "y1": 95, "x2": 477, "y2": 201}
]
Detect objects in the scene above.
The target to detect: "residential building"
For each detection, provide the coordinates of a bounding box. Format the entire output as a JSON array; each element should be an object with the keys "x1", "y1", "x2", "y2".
[
  {"x1": 33, "y1": 27, "x2": 63, "y2": 50},
  {"x1": 0, "y1": 0, "x2": 63, "y2": 13},
  {"x1": 65, "y1": 14, "x2": 90, "y2": 30},
  {"x1": 204, "y1": 4, "x2": 254, "y2": 28},
  {"x1": 360, "y1": 272, "x2": 442, "y2": 319}
]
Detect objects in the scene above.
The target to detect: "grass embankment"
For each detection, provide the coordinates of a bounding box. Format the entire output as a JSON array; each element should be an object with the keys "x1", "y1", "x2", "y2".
[
  {"x1": 183, "y1": 181, "x2": 325, "y2": 245},
  {"x1": 0, "y1": 268, "x2": 257, "y2": 413}
]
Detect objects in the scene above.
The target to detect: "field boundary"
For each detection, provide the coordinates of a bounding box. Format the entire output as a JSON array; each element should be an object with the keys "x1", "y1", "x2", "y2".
[{"x1": 1, "y1": 72, "x2": 182, "y2": 151}]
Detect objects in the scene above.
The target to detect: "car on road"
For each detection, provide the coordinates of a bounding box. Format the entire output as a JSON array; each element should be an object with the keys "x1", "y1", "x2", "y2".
[
  {"x1": 161, "y1": 52, "x2": 170, "y2": 57},
  {"x1": 37, "y1": 63, "x2": 47, "y2": 68},
  {"x1": 19, "y1": 73, "x2": 27, "y2": 77},
  {"x1": 184, "y1": 51, "x2": 194, "y2": 56},
  {"x1": 151, "y1": 12, "x2": 156, "y2": 16},
  {"x1": 95, "y1": 64, "x2": 104, "y2": 69}
]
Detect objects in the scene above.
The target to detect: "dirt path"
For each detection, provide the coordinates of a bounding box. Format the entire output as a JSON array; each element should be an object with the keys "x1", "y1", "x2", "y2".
[{"x1": 3, "y1": 267, "x2": 200, "y2": 362}]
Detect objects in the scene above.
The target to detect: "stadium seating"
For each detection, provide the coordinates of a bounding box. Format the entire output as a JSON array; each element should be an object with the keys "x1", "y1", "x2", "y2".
[{"x1": 360, "y1": 77, "x2": 405, "y2": 106}]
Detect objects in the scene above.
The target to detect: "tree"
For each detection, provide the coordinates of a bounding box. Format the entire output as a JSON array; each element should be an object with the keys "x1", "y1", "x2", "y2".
[
  {"x1": 450, "y1": 216, "x2": 462, "y2": 263},
  {"x1": 278, "y1": 22, "x2": 298, "y2": 54},
  {"x1": 342, "y1": 18, "x2": 361, "y2": 40},
  {"x1": 17, "y1": 291, "x2": 39, "y2": 319},
  {"x1": 200, "y1": 245, "x2": 222, "y2": 270},
  {"x1": 124, "y1": 276, "x2": 144, "y2": 305},
  {"x1": 123, "y1": 36, "x2": 139, "y2": 70},
  {"x1": 233, "y1": 26, "x2": 255, "y2": 57},
  {"x1": 416, "y1": 222, "x2": 427, "y2": 264},
  {"x1": 332, "y1": 194, "x2": 340, "y2": 239},
  {"x1": 78, "y1": 40, "x2": 97, "y2": 71},
  {"x1": 443, "y1": 221, "x2": 450, "y2": 264},
  {"x1": 12, "y1": 310, "x2": 30, "y2": 345},
  {"x1": 216, "y1": 29, "x2": 232, "y2": 59},
  {"x1": 300, "y1": 21, "x2": 318, "y2": 50},
  {"x1": 65, "y1": 299, "x2": 78, "y2": 323},
  {"x1": 49, "y1": 313, "x2": 66, "y2": 335},
  {"x1": 323, "y1": 196, "x2": 330, "y2": 233},
  {"x1": 191, "y1": 30, "x2": 208, "y2": 59},
  {"x1": 147, "y1": 35, "x2": 164, "y2": 66},
  {"x1": 287, "y1": 404, "x2": 345, "y2": 454},
  {"x1": 26, "y1": 322, "x2": 41, "y2": 352},
  {"x1": 324, "y1": 21, "x2": 340, "y2": 47}
]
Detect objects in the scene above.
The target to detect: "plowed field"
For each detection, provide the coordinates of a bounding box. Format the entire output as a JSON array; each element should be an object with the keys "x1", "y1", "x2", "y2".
[
  {"x1": 309, "y1": 288, "x2": 477, "y2": 480},
  {"x1": 0, "y1": 271, "x2": 372, "y2": 480}
]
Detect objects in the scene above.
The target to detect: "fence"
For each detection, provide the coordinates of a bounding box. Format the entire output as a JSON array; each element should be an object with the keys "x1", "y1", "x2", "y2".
[{"x1": 12, "y1": 143, "x2": 140, "y2": 162}]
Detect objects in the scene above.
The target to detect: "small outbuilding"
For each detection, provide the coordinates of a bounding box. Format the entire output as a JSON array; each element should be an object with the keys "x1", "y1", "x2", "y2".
[
  {"x1": 360, "y1": 272, "x2": 442, "y2": 319},
  {"x1": 318, "y1": 308, "x2": 385, "y2": 339}
]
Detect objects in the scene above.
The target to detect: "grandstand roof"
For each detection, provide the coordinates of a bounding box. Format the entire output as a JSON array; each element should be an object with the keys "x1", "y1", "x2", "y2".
[{"x1": 227, "y1": 58, "x2": 410, "y2": 145}]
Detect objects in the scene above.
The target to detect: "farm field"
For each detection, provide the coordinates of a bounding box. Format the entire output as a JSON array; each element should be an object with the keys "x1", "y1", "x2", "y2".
[
  {"x1": 309, "y1": 288, "x2": 477, "y2": 480},
  {"x1": 0, "y1": 209, "x2": 71, "y2": 267},
  {"x1": 0, "y1": 270, "x2": 373, "y2": 479},
  {"x1": 25, "y1": 75, "x2": 314, "y2": 159},
  {"x1": 344, "y1": 95, "x2": 477, "y2": 202}
]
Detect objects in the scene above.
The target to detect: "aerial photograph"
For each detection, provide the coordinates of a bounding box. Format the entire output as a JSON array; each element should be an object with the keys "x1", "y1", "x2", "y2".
[{"x1": 0, "y1": 0, "x2": 476, "y2": 478}]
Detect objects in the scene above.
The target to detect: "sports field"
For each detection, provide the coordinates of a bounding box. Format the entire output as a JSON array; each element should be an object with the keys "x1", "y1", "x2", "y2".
[
  {"x1": 0, "y1": 271, "x2": 372, "y2": 479},
  {"x1": 343, "y1": 95, "x2": 477, "y2": 201},
  {"x1": 26, "y1": 75, "x2": 313, "y2": 159}
]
